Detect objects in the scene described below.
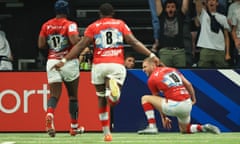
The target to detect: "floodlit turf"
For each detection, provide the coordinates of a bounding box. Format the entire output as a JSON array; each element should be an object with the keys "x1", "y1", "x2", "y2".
[{"x1": 0, "y1": 132, "x2": 239, "y2": 144}]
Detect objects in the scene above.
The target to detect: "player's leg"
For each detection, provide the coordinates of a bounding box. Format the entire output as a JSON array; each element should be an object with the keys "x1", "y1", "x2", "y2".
[
  {"x1": 92, "y1": 64, "x2": 112, "y2": 141},
  {"x1": 46, "y1": 82, "x2": 62, "y2": 137},
  {"x1": 61, "y1": 58, "x2": 84, "y2": 136},
  {"x1": 176, "y1": 99, "x2": 220, "y2": 134},
  {"x1": 169, "y1": 98, "x2": 192, "y2": 133},
  {"x1": 164, "y1": 98, "x2": 201, "y2": 133},
  {"x1": 105, "y1": 64, "x2": 126, "y2": 106},
  {"x1": 95, "y1": 84, "x2": 112, "y2": 142},
  {"x1": 180, "y1": 121, "x2": 220, "y2": 134},
  {"x1": 105, "y1": 78, "x2": 122, "y2": 106},
  {"x1": 138, "y1": 95, "x2": 163, "y2": 134},
  {"x1": 64, "y1": 77, "x2": 84, "y2": 136},
  {"x1": 201, "y1": 123, "x2": 221, "y2": 134},
  {"x1": 45, "y1": 59, "x2": 64, "y2": 137},
  {"x1": 91, "y1": 63, "x2": 126, "y2": 141}
]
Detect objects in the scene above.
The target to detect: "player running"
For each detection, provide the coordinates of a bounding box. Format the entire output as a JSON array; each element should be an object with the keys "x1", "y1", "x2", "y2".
[{"x1": 38, "y1": 0, "x2": 84, "y2": 137}]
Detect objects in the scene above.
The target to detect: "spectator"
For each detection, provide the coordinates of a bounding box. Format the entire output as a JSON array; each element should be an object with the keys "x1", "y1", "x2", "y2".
[
  {"x1": 182, "y1": 0, "x2": 195, "y2": 67},
  {"x1": 0, "y1": 29, "x2": 13, "y2": 71},
  {"x1": 190, "y1": 1, "x2": 201, "y2": 67},
  {"x1": 227, "y1": 0, "x2": 240, "y2": 67},
  {"x1": 155, "y1": 0, "x2": 189, "y2": 67},
  {"x1": 195, "y1": 0, "x2": 231, "y2": 68},
  {"x1": 149, "y1": 0, "x2": 194, "y2": 67},
  {"x1": 124, "y1": 53, "x2": 136, "y2": 69},
  {"x1": 227, "y1": 0, "x2": 239, "y2": 25}
]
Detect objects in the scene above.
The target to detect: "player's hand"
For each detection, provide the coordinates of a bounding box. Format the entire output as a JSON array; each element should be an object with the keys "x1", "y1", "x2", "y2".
[
  {"x1": 51, "y1": 62, "x2": 65, "y2": 71},
  {"x1": 162, "y1": 117, "x2": 172, "y2": 129},
  {"x1": 191, "y1": 96, "x2": 196, "y2": 105},
  {"x1": 51, "y1": 58, "x2": 67, "y2": 70},
  {"x1": 192, "y1": 99, "x2": 196, "y2": 105}
]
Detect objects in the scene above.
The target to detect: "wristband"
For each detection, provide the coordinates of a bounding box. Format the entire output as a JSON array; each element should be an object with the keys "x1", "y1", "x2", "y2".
[
  {"x1": 149, "y1": 53, "x2": 156, "y2": 58},
  {"x1": 61, "y1": 58, "x2": 67, "y2": 64}
]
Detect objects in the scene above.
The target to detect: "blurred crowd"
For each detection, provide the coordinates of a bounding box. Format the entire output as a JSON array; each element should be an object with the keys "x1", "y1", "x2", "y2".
[{"x1": 148, "y1": 0, "x2": 240, "y2": 68}]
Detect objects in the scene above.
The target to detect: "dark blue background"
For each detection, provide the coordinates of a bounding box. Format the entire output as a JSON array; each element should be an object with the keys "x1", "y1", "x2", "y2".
[{"x1": 113, "y1": 69, "x2": 240, "y2": 132}]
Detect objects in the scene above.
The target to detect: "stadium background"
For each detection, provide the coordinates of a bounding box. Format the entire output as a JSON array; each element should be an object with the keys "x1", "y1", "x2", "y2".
[{"x1": 0, "y1": 0, "x2": 239, "y2": 133}]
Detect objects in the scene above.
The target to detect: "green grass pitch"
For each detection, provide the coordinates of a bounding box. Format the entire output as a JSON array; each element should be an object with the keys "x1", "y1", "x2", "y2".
[{"x1": 0, "y1": 132, "x2": 239, "y2": 144}]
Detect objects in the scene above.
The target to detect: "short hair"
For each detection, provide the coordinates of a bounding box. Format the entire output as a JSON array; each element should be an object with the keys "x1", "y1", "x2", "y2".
[{"x1": 99, "y1": 3, "x2": 114, "y2": 16}]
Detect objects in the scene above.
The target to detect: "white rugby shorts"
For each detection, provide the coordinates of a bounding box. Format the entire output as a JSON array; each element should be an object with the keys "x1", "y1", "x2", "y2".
[
  {"x1": 91, "y1": 63, "x2": 126, "y2": 85},
  {"x1": 46, "y1": 59, "x2": 79, "y2": 83},
  {"x1": 162, "y1": 98, "x2": 192, "y2": 124}
]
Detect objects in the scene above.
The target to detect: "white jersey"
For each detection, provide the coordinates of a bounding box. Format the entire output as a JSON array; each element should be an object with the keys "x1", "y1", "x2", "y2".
[
  {"x1": 197, "y1": 9, "x2": 230, "y2": 51},
  {"x1": 227, "y1": 2, "x2": 240, "y2": 22}
]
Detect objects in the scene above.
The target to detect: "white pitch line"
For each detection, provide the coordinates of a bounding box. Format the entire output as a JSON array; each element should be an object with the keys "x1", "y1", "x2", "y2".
[{"x1": 0, "y1": 142, "x2": 16, "y2": 144}]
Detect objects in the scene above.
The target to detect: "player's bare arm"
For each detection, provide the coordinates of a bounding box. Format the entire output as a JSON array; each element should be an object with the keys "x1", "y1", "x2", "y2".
[
  {"x1": 181, "y1": 75, "x2": 196, "y2": 105},
  {"x1": 124, "y1": 34, "x2": 152, "y2": 55},
  {"x1": 38, "y1": 36, "x2": 47, "y2": 49},
  {"x1": 69, "y1": 34, "x2": 81, "y2": 45},
  {"x1": 160, "y1": 113, "x2": 172, "y2": 129},
  {"x1": 124, "y1": 34, "x2": 164, "y2": 66}
]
